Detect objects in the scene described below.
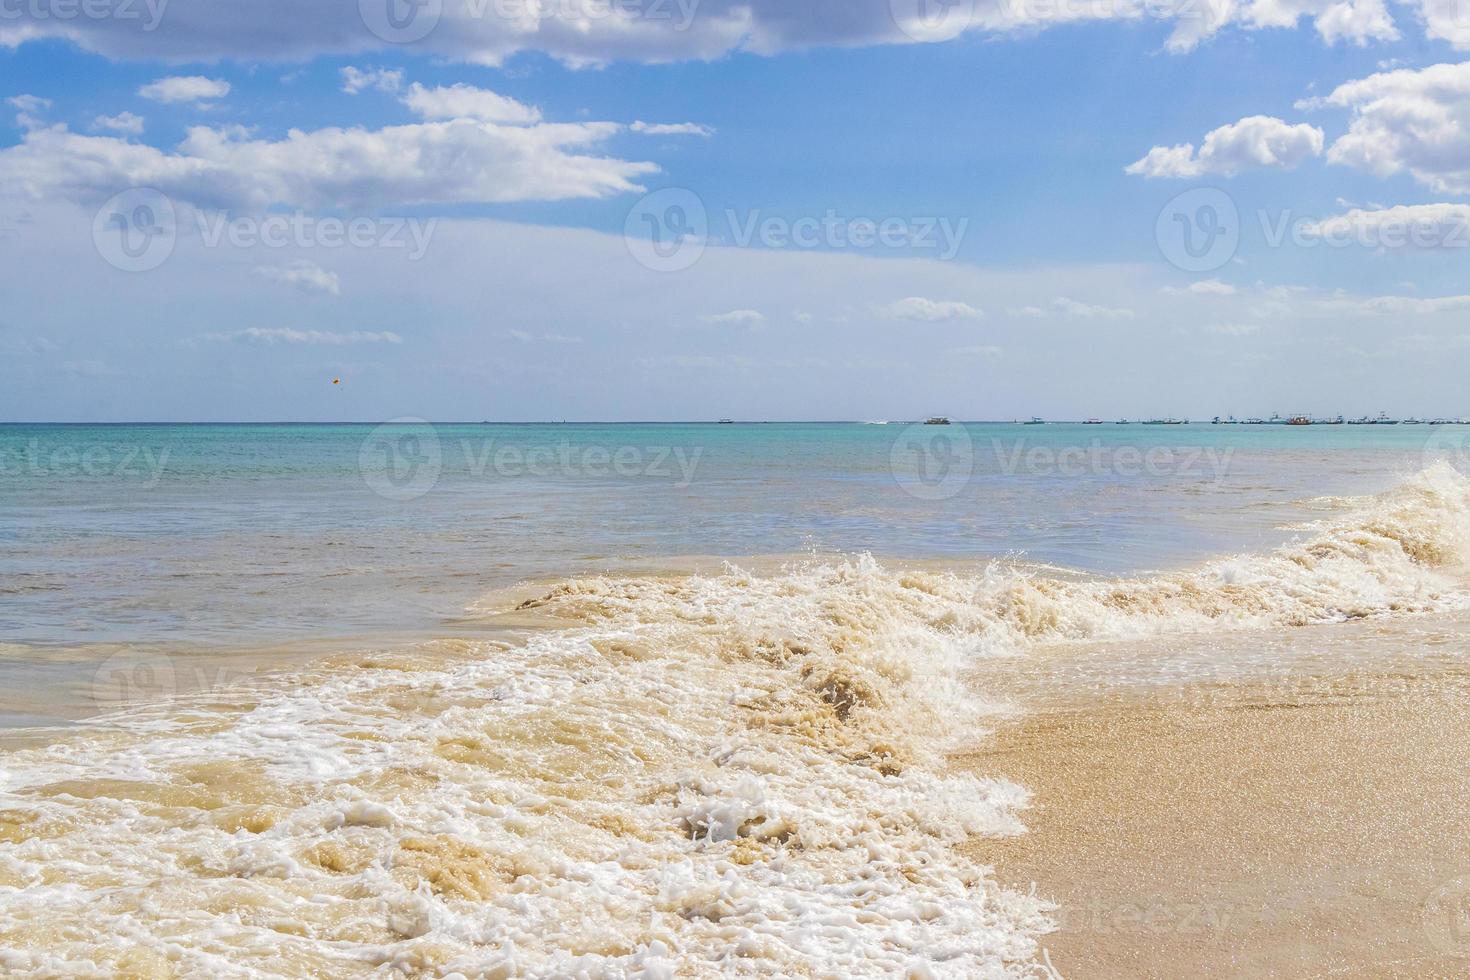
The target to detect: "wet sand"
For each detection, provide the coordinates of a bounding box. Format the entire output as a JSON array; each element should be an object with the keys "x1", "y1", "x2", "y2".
[{"x1": 958, "y1": 671, "x2": 1470, "y2": 978}]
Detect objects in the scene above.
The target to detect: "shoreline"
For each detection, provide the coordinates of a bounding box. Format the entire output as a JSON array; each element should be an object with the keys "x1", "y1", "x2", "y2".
[{"x1": 957, "y1": 666, "x2": 1470, "y2": 977}]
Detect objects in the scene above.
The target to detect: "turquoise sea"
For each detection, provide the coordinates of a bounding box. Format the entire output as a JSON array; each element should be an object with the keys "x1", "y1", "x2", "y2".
[{"x1": 2, "y1": 421, "x2": 1462, "y2": 650}]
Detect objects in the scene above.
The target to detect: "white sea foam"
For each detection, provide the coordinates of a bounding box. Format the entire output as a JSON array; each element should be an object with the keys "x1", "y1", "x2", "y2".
[{"x1": 2, "y1": 465, "x2": 1470, "y2": 976}]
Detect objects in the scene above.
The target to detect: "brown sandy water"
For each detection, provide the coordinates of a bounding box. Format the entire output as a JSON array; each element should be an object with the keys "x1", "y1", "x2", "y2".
[{"x1": 959, "y1": 617, "x2": 1470, "y2": 978}]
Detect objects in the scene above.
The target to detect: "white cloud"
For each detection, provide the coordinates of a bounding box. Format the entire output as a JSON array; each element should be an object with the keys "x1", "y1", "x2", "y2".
[
  {"x1": 399, "y1": 82, "x2": 540, "y2": 124},
  {"x1": 1299, "y1": 203, "x2": 1470, "y2": 249},
  {"x1": 1127, "y1": 115, "x2": 1325, "y2": 178},
  {"x1": 1311, "y1": 62, "x2": 1470, "y2": 194},
  {"x1": 6, "y1": 94, "x2": 50, "y2": 114},
  {"x1": 880, "y1": 297, "x2": 983, "y2": 322},
  {"x1": 631, "y1": 120, "x2": 714, "y2": 137},
  {"x1": 1314, "y1": 293, "x2": 1470, "y2": 314},
  {"x1": 209, "y1": 327, "x2": 402, "y2": 345},
  {"x1": 1163, "y1": 279, "x2": 1237, "y2": 295},
  {"x1": 6, "y1": 94, "x2": 50, "y2": 130},
  {"x1": 253, "y1": 260, "x2": 341, "y2": 296},
  {"x1": 508, "y1": 329, "x2": 584, "y2": 343},
  {"x1": 91, "y1": 111, "x2": 145, "y2": 135},
  {"x1": 0, "y1": 119, "x2": 657, "y2": 211},
  {"x1": 340, "y1": 67, "x2": 404, "y2": 95},
  {"x1": 699, "y1": 309, "x2": 767, "y2": 327},
  {"x1": 950, "y1": 344, "x2": 1003, "y2": 357},
  {"x1": 1013, "y1": 297, "x2": 1135, "y2": 319},
  {"x1": 1051, "y1": 297, "x2": 1135, "y2": 319},
  {"x1": 1205, "y1": 322, "x2": 1263, "y2": 335},
  {"x1": 138, "y1": 76, "x2": 231, "y2": 106},
  {"x1": 1404, "y1": 0, "x2": 1470, "y2": 49}
]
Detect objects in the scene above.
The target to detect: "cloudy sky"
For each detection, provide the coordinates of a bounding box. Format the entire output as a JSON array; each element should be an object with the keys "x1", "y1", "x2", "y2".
[{"x1": 3, "y1": 0, "x2": 1470, "y2": 420}]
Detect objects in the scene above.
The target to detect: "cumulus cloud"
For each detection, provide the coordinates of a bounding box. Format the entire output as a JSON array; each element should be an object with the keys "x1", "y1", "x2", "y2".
[
  {"x1": 0, "y1": 0, "x2": 1410, "y2": 66},
  {"x1": 1404, "y1": 0, "x2": 1470, "y2": 49},
  {"x1": 6, "y1": 94, "x2": 50, "y2": 129},
  {"x1": 880, "y1": 297, "x2": 983, "y2": 321},
  {"x1": 1310, "y1": 62, "x2": 1470, "y2": 194},
  {"x1": 399, "y1": 82, "x2": 541, "y2": 124},
  {"x1": 253, "y1": 260, "x2": 341, "y2": 296},
  {"x1": 209, "y1": 327, "x2": 402, "y2": 345},
  {"x1": 92, "y1": 111, "x2": 145, "y2": 135},
  {"x1": 340, "y1": 67, "x2": 404, "y2": 95},
  {"x1": 631, "y1": 120, "x2": 714, "y2": 137},
  {"x1": 1315, "y1": 292, "x2": 1470, "y2": 314},
  {"x1": 1126, "y1": 115, "x2": 1325, "y2": 178},
  {"x1": 138, "y1": 76, "x2": 231, "y2": 105},
  {"x1": 6, "y1": 94, "x2": 50, "y2": 114},
  {"x1": 1163, "y1": 279, "x2": 1237, "y2": 295},
  {"x1": 699, "y1": 309, "x2": 767, "y2": 327},
  {"x1": 0, "y1": 118, "x2": 657, "y2": 211},
  {"x1": 1299, "y1": 203, "x2": 1470, "y2": 249},
  {"x1": 1014, "y1": 297, "x2": 1135, "y2": 319}
]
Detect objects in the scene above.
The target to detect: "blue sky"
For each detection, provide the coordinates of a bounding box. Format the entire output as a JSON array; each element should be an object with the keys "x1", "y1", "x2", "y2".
[{"x1": 3, "y1": 2, "x2": 1470, "y2": 420}]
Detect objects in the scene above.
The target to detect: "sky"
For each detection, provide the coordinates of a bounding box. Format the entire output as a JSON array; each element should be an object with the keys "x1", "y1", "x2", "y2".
[{"x1": 3, "y1": 0, "x2": 1470, "y2": 421}]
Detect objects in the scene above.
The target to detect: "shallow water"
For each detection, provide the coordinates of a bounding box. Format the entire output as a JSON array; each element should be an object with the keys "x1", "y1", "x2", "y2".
[{"x1": 3, "y1": 424, "x2": 1470, "y2": 975}]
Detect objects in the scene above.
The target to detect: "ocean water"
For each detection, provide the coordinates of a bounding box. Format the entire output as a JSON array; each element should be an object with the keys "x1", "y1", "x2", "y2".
[{"x1": 2, "y1": 422, "x2": 1470, "y2": 976}]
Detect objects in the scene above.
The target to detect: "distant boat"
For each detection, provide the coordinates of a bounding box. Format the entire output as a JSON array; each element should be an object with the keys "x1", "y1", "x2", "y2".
[
  {"x1": 1212, "y1": 416, "x2": 1241, "y2": 425},
  {"x1": 1347, "y1": 416, "x2": 1372, "y2": 425},
  {"x1": 718, "y1": 419, "x2": 735, "y2": 424},
  {"x1": 1024, "y1": 417, "x2": 1046, "y2": 425},
  {"x1": 1115, "y1": 419, "x2": 1130, "y2": 425},
  {"x1": 1403, "y1": 418, "x2": 1425, "y2": 425},
  {"x1": 1316, "y1": 416, "x2": 1345, "y2": 425},
  {"x1": 924, "y1": 417, "x2": 951, "y2": 425},
  {"x1": 1143, "y1": 418, "x2": 1185, "y2": 425},
  {"x1": 1287, "y1": 416, "x2": 1311, "y2": 426},
  {"x1": 1083, "y1": 418, "x2": 1103, "y2": 425},
  {"x1": 1374, "y1": 412, "x2": 1399, "y2": 425}
]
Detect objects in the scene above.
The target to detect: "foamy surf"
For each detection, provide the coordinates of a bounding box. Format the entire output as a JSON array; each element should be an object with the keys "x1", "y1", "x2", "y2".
[{"x1": 2, "y1": 466, "x2": 1470, "y2": 977}]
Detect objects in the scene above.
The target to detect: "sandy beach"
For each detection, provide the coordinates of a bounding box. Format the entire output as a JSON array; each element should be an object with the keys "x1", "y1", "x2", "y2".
[{"x1": 959, "y1": 658, "x2": 1470, "y2": 978}]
